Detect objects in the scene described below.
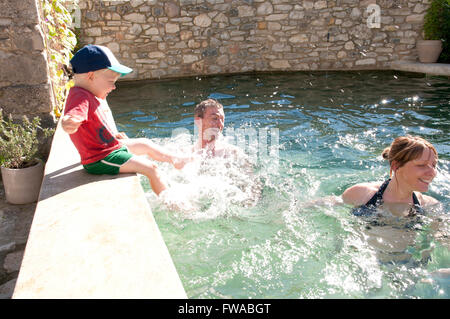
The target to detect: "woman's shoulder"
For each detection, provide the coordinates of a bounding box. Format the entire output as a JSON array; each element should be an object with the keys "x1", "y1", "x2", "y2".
[{"x1": 342, "y1": 181, "x2": 384, "y2": 207}]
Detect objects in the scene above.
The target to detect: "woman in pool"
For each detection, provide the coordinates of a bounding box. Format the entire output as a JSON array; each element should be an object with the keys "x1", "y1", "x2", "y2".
[{"x1": 342, "y1": 135, "x2": 439, "y2": 217}]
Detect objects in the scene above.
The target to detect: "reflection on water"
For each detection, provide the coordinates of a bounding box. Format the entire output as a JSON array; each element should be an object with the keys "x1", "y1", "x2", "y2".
[{"x1": 109, "y1": 71, "x2": 450, "y2": 298}]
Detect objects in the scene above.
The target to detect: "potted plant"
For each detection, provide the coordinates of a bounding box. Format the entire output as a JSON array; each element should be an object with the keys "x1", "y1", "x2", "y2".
[
  {"x1": 0, "y1": 109, "x2": 54, "y2": 204},
  {"x1": 417, "y1": 0, "x2": 450, "y2": 63}
]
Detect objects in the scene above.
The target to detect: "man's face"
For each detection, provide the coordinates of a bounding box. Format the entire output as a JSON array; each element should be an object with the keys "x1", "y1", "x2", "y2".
[{"x1": 196, "y1": 106, "x2": 225, "y2": 143}]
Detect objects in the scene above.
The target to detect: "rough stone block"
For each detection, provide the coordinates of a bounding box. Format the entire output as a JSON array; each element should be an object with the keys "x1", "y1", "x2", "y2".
[
  {"x1": 270, "y1": 60, "x2": 291, "y2": 68},
  {"x1": 289, "y1": 11, "x2": 304, "y2": 20},
  {"x1": 265, "y1": 14, "x2": 288, "y2": 21},
  {"x1": 289, "y1": 34, "x2": 309, "y2": 43},
  {"x1": 268, "y1": 22, "x2": 281, "y2": 31},
  {"x1": 85, "y1": 27, "x2": 102, "y2": 37},
  {"x1": 4, "y1": 250, "x2": 23, "y2": 273},
  {"x1": 257, "y1": 2, "x2": 273, "y2": 16},
  {"x1": 0, "y1": 278, "x2": 16, "y2": 298},
  {"x1": 0, "y1": 52, "x2": 48, "y2": 86},
  {"x1": 303, "y1": 1, "x2": 314, "y2": 10},
  {"x1": 238, "y1": 5, "x2": 255, "y2": 17},
  {"x1": 165, "y1": 23, "x2": 180, "y2": 33},
  {"x1": 314, "y1": 1, "x2": 327, "y2": 9},
  {"x1": 183, "y1": 55, "x2": 199, "y2": 63},
  {"x1": 10, "y1": 25, "x2": 45, "y2": 52},
  {"x1": 405, "y1": 14, "x2": 424, "y2": 24},
  {"x1": 0, "y1": 82, "x2": 53, "y2": 115},
  {"x1": 194, "y1": 14, "x2": 212, "y2": 27},
  {"x1": 165, "y1": 2, "x2": 180, "y2": 18},
  {"x1": 145, "y1": 27, "x2": 159, "y2": 35},
  {"x1": 356, "y1": 58, "x2": 376, "y2": 65},
  {"x1": 0, "y1": 0, "x2": 39, "y2": 25},
  {"x1": 124, "y1": 13, "x2": 146, "y2": 23}
]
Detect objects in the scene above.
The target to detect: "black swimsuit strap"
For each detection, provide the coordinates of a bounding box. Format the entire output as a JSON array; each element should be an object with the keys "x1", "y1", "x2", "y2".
[
  {"x1": 364, "y1": 179, "x2": 390, "y2": 207},
  {"x1": 411, "y1": 192, "x2": 425, "y2": 216},
  {"x1": 354, "y1": 179, "x2": 425, "y2": 217},
  {"x1": 412, "y1": 192, "x2": 420, "y2": 206},
  {"x1": 365, "y1": 179, "x2": 424, "y2": 211}
]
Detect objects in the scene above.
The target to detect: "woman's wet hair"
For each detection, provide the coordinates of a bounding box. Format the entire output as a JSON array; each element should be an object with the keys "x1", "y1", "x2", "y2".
[
  {"x1": 382, "y1": 135, "x2": 438, "y2": 169},
  {"x1": 194, "y1": 99, "x2": 223, "y2": 118}
]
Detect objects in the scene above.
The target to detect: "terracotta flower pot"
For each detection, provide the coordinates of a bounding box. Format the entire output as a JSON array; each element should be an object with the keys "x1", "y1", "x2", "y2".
[
  {"x1": 1, "y1": 160, "x2": 44, "y2": 204},
  {"x1": 417, "y1": 40, "x2": 443, "y2": 63}
]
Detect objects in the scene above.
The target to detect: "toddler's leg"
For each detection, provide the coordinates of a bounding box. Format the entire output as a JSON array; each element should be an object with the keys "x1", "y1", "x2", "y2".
[
  {"x1": 119, "y1": 155, "x2": 166, "y2": 195},
  {"x1": 121, "y1": 138, "x2": 174, "y2": 164}
]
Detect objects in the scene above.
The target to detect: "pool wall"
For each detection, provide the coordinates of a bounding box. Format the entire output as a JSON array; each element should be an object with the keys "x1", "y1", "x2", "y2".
[
  {"x1": 12, "y1": 120, "x2": 187, "y2": 298},
  {"x1": 75, "y1": 0, "x2": 430, "y2": 80}
]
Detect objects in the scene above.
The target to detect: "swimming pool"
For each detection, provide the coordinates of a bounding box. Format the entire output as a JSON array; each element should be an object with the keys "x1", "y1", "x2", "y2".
[{"x1": 109, "y1": 71, "x2": 449, "y2": 299}]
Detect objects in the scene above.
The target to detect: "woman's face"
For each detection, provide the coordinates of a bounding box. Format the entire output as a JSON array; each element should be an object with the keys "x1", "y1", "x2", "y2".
[{"x1": 395, "y1": 147, "x2": 438, "y2": 192}]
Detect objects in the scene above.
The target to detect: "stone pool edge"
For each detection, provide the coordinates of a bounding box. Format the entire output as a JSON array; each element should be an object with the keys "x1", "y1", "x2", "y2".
[
  {"x1": 12, "y1": 120, "x2": 187, "y2": 298},
  {"x1": 390, "y1": 61, "x2": 450, "y2": 76}
]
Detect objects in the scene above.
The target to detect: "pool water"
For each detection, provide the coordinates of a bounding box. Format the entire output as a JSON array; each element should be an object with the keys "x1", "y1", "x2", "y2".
[{"x1": 109, "y1": 71, "x2": 450, "y2": 299}]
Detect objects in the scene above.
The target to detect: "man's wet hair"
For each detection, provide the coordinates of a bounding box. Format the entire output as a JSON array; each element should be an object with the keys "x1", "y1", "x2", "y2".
[{"x1": 194, "y1": 99, "x2": 223, "y2": 118}]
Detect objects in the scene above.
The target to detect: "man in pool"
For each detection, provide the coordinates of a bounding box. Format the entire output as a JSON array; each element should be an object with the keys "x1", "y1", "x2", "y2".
[
  {"x1": 191, "y1": 99, "x2": 261, "y2": 206},
  {"x1": 159, "y1": 99, "x2": 260, "y2": 211},
  {"x1": 193, "y1": 98, "x2": 244, "y2": 158}
]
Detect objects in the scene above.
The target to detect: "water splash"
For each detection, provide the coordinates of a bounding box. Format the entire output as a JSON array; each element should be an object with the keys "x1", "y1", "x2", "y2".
[{"x1": 145, "y1": 135, "x2": 263, "y2": 221}]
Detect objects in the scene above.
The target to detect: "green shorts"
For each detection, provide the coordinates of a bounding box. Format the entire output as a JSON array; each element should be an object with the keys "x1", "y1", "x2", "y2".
[{"x1": 83, "y1": 146, "x2": 133, "y2": 175}]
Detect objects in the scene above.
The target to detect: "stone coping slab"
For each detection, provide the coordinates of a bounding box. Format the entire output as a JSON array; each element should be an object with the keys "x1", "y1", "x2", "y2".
[
  {"x1": 390, "y1": 61, "x2": 450, "y2": 76},
  {"x1": 12, "y1": 120, "x2": 187, "y2": 298}
]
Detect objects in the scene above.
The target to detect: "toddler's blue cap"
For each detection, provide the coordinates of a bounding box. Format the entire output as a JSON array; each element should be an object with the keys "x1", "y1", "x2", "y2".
[{"x1": 70, "y1": 44, "x2": 133, "y2": 76}]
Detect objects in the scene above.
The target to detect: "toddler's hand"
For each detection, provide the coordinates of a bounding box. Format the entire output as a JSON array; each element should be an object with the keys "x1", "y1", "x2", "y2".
[
  {"x1": 61, "y1": 115, "x2": 84, "y2": 134},
  {"x1": 115, "y1": 132, "x2": 129, "y2": 139}
]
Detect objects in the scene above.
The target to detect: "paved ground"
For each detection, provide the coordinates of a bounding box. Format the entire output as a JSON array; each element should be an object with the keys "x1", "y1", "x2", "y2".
[{"x1": 0, "y1": 179, "x2": 36, "y2": 299}]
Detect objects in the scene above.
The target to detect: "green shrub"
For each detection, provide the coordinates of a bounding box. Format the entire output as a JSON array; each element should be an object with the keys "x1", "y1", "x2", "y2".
[
  {"x1": 423, "y1": 0, "x2": 450, "y2": 63},
  {"x1": 0, "y1": 110, "x2": 54, "y2": 169}
]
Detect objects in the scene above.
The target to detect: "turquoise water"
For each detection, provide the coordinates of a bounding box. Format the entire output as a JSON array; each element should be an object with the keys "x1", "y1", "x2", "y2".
[{"x1": 109, "y1": 71, "x2": 450, "y2": 299}]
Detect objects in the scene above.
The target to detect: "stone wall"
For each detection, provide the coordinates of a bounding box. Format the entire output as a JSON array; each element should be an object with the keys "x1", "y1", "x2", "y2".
[
  {"x1": 76, "y1": 0, "x2": 430, "y2": 80},
  {"x1": 0, "y1": 0, "x2": 54, "y2": 123},
  {"x1": 0, "y1": 1, "x2": 54, "y2": 296}
]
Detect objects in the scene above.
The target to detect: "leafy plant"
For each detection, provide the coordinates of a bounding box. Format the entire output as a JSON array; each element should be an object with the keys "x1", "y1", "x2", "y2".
[
  {"x1": 423, "y1": 0, "x2": 450, "y2": 63},
  {"x1": 0, "y1": 110, "x2": 54, "y2": 169},
  {"x1": 40, "y1": 0, "x2": 77, "y2": 118}
]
